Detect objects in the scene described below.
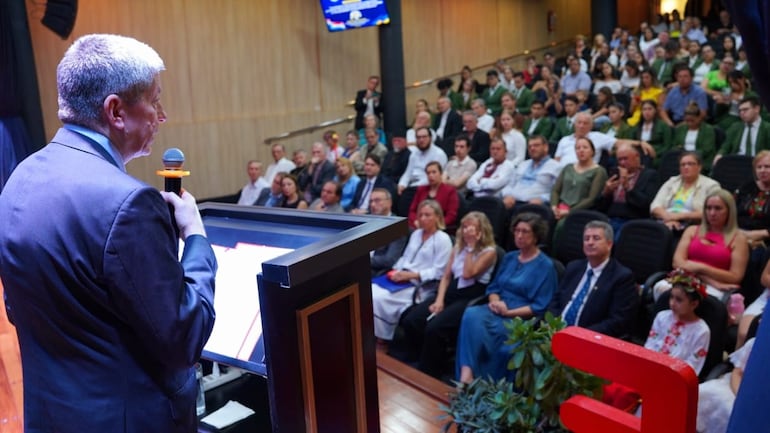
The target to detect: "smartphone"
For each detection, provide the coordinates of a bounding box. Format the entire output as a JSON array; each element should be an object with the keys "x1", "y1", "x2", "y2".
[{"x1": 608, "y1": 167, "x2": 620, "y2": 178}]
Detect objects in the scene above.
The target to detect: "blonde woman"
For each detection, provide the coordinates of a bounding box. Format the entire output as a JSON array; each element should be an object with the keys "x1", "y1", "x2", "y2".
[{"x1": 396, "y1": 212, "x2": 498, "y2": 378}]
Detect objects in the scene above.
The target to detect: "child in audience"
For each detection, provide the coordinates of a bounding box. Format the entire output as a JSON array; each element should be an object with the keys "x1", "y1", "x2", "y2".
[{"x1": 645, "y1": 268, "x2": 710, "y2": 375}]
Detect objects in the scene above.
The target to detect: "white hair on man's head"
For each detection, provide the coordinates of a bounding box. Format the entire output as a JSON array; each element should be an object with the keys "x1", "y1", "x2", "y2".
[{"x1": 57, "y1": 34, "x2": 165, "y2": 128}]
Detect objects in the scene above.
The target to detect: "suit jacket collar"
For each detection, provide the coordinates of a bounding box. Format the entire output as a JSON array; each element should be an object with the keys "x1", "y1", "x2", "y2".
[{"x1": 51, "y1": 127, "x2": 124, "y2": 171}]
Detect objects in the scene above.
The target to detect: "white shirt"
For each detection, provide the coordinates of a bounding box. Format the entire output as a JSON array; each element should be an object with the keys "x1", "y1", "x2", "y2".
[
  {"x1": 554, "y1": 132, "x2": 615, "y2": 168},
  {"x1": 466, "y1": 158, "x2": 515, "y2": 197},
  {"x1": 398, "y1": 145, "x2": 448, "y2": 188},
  {"x1": 263, "y1": 157, "x2": 296, "y2": 184},
  {"x1": 237, "y1": 178, "x2": 269, "y2": 206},
  {"x1": 477, "y1": 114, "x2": 495, "y2": 133},
  {"x1": 502, "y1": 129, "x2": 527, "y2": 167}
]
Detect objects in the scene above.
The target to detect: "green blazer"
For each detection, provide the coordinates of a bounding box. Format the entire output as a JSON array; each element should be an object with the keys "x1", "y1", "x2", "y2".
[
  {"x1": 600, "y1": 121, "x2": 635, "y2": 139},
  {"x1": 719, "y1": 120, "x2": 770, "y2": 156},
  {"x1": 632, "y1": 119, "x2": 672, "y2": 161},
  {"x1": 446, "y1": 89, "x2": 464, "y2": 112},
  {"x1": 651, "y1": 58, "x2": 675, "y2": 85},
  {"x1": 549, "y1": 117, "x2": 574, "y2": 145},
  {"x1": 512, "y1": 87, "x2": 534, "y2": 115},
  {"x1": 482, "y1": 85, "x2": 507, "y2": 116},
  {"x1": 672, "y1": 123, "x2": 717, "y2": 172},
  {"x1": 522, "y1": 116, "x2": 555, "y2": 140}
]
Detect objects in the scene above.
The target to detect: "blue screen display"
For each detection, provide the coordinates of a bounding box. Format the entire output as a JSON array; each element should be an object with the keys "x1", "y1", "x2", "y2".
[{"x1": 320, "y1": 0, "x2": 390, "y2": 32}]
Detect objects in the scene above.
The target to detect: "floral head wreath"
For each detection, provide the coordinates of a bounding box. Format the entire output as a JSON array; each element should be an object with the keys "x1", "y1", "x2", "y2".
[{"x1": 667, "y1": 268, "x2": 707, "y2": 299}]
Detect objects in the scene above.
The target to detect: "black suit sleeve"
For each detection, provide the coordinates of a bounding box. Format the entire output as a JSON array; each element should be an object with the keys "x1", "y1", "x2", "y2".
[
  {"x1": 585, "y1": 267, "x2": 639, "y2": 338},
  {"x1": 624, "y1": 169, "x2": 660, "y2": 215}
]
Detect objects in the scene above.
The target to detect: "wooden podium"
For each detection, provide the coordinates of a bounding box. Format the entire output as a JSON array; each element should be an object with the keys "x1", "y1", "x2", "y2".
[{"x1": 197, "y1": 204, "x2": 407, "y2": 433}]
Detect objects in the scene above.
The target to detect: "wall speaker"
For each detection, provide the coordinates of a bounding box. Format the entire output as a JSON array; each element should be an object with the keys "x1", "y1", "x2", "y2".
[{"x1": 41, "y1": 0, "x2": 78, "y2": 40}]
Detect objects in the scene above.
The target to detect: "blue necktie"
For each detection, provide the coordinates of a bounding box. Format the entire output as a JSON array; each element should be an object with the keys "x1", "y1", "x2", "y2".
[{"x1": 564, "y1": 269, "x2": 593, "y2": 326}]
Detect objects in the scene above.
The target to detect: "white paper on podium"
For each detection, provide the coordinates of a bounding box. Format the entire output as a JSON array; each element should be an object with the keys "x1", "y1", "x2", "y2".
[{"x1": 202, "y1": 242, "x2": 293, "y2": 362}]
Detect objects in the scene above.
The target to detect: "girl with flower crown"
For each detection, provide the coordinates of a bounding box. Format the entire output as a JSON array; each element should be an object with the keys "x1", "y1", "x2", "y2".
[{"x1": 645, "y1": 268, "x2": 711, "y2": 375}]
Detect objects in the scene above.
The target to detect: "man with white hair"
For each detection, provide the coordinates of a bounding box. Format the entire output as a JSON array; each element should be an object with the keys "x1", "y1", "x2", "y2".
[
  {"x1": 554, "y1": 112, "x2": 651, "y2": 167},
  {"x1": 470, "y1": 98, "x2": 495, "y2": 133},
  {"x1": 406, "y1": 111, "x2": 436, "y2": 146},
  {"x1": 0, "y1": 34, "x2": 216, "y2": 432},
  {"x1": 298, "y1": 142, "x2": 336, "y2": 202}
]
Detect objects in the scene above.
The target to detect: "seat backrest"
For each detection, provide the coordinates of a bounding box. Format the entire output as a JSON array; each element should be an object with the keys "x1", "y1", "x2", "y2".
[
  {"x1": 654, "y1": 292, "x2": 728, "y2": 381},
  {"x1": 554, "y1": 210, "x2": 609, "y2": 264},
  {"x1": 468, "y1": 196, "x2": 508, "y2": 245},
  {"x1": 657, "y1": 149, "x2": 683, "y2": 182},
  {"x1": 613, "y1": 220, "x2": 674, "y2": 284},
  {"x1": 711, "y1": 154, "x2": 754, "y2": 193}
]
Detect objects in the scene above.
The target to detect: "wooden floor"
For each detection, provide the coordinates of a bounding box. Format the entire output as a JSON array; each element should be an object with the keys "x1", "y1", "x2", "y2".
[{"x1": 0, "y1": 282, "x2": 451, "y2": 432}]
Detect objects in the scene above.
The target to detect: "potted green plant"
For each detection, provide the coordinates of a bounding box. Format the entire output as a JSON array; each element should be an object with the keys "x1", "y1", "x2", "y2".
[{"x1": 440, "y1": 313, "x2": 604, "y2": 433}]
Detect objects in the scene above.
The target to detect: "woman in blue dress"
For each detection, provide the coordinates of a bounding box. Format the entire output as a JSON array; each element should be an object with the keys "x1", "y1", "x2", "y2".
[{"x1": 456, "y1": 212, "x2": 558, "y2": 383}]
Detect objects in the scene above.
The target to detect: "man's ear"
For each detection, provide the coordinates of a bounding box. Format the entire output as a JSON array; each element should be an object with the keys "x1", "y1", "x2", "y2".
[{"x1": 103, "y1": 94, "x2": 125, "y2": 130}]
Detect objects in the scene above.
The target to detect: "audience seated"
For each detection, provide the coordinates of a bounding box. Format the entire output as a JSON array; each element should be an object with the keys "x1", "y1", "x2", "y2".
[
  {"x1": 333, "y1": 157, "x2": 360, "y2": 211},
  {"x1": 461, "y1": 111, "x2": 492, "y2": 163},
  {"x1": 660, "y1": 64, "x2": 708, "y2": 127},
  {"x1": 655, "y1": 189, "x2": 748, "y2": 301},
  {"x1": 297, "y1": 142, "x2": 336, "y2": 203},
  {"x1": 236, "y1": 160, "x2": 269, "y2": 206},
  {"x1": 437, "y1": 77, "x2": 464, "y2": 112},
  {"x1": 358, "y1": 114, "x2": 386, "y2": 146},
  {"x1": 531, "y1": 65, "x2": 562, "y2": 118},
  {"x1": 672, "y1": 102, "x2": 717, "y2": 172},
  {"x1": 551, "y1": 137, "x2": 608, "y2": 224},
  {"x1": 481, "y1": 69, "x2": 506, "y2": 116},
  {"x1": 279, "y1": 174, "x2": 309, "y2": 209},
  {"x1": 549, "y1": 95, "x2": 579, "y2": 146},
  {"x1": 290, "y1": 149, "x2": 308, "y2": 177},
  {"x1": 466, "y1": 138, "x2": 515, "y2": 198},
  {"x1": 308, "y1": 180, "x2": 344, "y2": 213},
  {"x1": 548, "y1": 220, "x2": 638, "y2": 337},
  {"x1": 510, "y1": 72, "x2": 535, "y2": 116},
  {"x1": 650, "y1": 151, "x2": 720, "y2": 230},
  {"x1": 732, "y1": 151, "x2": 770, "y2": 316},
  {"x1": 255, "y1": 171, "x2": 286, "y2": 207},
  {"x1": 554, "y1": 113, "x2": 619, "y2": 167},
  {"x1": 396, "y1": 212, "x2": 498, "y2": 378},
  {"x1": 470, "y1": 99, "x2": 495, "y2": 134},
  {"x1": 701, "y1": 54, "x2": 734, "y2": 101},
  {"x1": 502, "y1": 135, "x2": 562, "y2": 210},
  {"x1": 714, "y1": 96, "x2": 770, "y2": 165},
  {"x1": 498, "y1": 111, "x2": 527, "y2": 167},
  {"x1": 407, "y1": 162, "x2": 459, "y2": 230},
  {"x1": 560, "y1": 55, "x2": 592, "y2": 97},
  {"x1": 398, "y1": 126, "x2": 448, "y2": 194},
  {"x1": 372, "y1": 200, "x2": 452, "y2": 341},
  {"x1": 631, "y1": 99, "x2": 672, "y2": 164},
  {"x1": 594, "y1": 144, "x2": 660, "y2": 236},
  {"x1": 406, "y1": 111, "x2": 436, "y2": 147},
  {"x1": 521, "y1": 100, "x2": 554, "y2": 139},
  {"x1": 693, "y1": 43, "x2": 719, "y2": 87},
  {"x1": 713, "y1": 70, "x2": 754, "y2": 130},
  {"x1": 697, "y1": 337, "x2": 756, "y2": 433},
  {"x1": 600, "y1": 102, "x2": 635, "y2": 139},
  {"x1": 591, "y1": 87, "x2": 616, "y2": 130},
  {"x1": 456, "y1": 213, "x2": 558, "y2": 383},
  {"x1": 322, "y1": 130, "x2": 344, "y2": 163},
  {"x1": 433, "y1": 96, "x2": 464, "y2": 155},
  {"x1": 442, "y1": 134, "x2": 477, "y2": 196},
  {"x1": 369, "y1": 188, "x2": 408, "y2": 276},
  {"x1": 628, "y1": 69, "x2": 666, "y2": 127},
  {"x1": 341, "y1": 130, "x2": 364, "y2": 174},
  {"x1": 381, "y1": 137, "x2": 411, "y2": 185},
  {"x1": 360, "y1": 127, "x2": 389, "y2": 165},
  {"x1": 351, "y1": 154, "x2": 396, "y2": 215},
  {"x1": 263, "y1": 143, "x2": 296, "y2": 185}
]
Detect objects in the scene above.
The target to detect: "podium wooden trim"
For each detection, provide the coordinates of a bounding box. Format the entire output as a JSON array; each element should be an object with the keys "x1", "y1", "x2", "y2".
[{"x1": 197, "y1": 204, "x2": 407, "y2": 433}]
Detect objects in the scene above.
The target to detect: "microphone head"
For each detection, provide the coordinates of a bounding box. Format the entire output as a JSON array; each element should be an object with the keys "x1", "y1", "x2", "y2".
[{"x1": 162, "y1": 148, "x2": 185, "y2": 169}]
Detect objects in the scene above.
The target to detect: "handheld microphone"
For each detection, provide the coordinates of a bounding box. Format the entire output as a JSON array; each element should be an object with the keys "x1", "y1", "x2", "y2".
[{"x1": 156, "y1": 148, "x2": 190, "y2": 195}]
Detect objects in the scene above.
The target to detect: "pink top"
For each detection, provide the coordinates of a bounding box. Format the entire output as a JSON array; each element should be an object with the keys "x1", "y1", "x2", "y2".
[{"x1": 687, "y1": 231, "x2": 732, "y2": 271}]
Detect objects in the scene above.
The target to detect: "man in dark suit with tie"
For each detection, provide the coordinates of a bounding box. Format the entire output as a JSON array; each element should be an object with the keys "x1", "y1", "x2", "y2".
[
  {"x1": 0, "y1": 34, "x2": 217, "y2": 433},
  {"x1": 350, "y1": 154, "x2": 396, "y2": 214},
  {"x1": 548, "y1": 220, "x2": 638, "y2": 338},
  {"x1": 433, "y1": 96, "x2": 464, "y2": 156},
  {"x1": 462, "y1": 111, "x2": 492, "y2": 164},
  {"x1": 354, "y1": 75, "x2": 383, "y2": 130},
  {"x1": 714, "y1": 96, "x2": 770, "y2": 165}
]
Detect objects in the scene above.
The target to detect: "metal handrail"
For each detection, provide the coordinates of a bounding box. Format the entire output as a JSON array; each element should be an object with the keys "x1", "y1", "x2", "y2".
[
  {"x1": 264, "y1": 38, "x2": 574, "y2": 145},
  {"x1": 263, "y1": 115, "x2": 355, "y2": 145}
]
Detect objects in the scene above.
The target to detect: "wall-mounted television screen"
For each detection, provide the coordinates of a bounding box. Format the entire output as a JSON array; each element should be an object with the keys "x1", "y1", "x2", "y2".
[{"x1": 320, "y1": 0, "x2": 390, "y2": 32}]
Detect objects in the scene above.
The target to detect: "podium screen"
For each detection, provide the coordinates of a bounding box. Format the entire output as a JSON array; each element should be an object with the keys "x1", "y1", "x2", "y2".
[{"x1": 198, "y1": 213, "x2": 356, "y2": 375}]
